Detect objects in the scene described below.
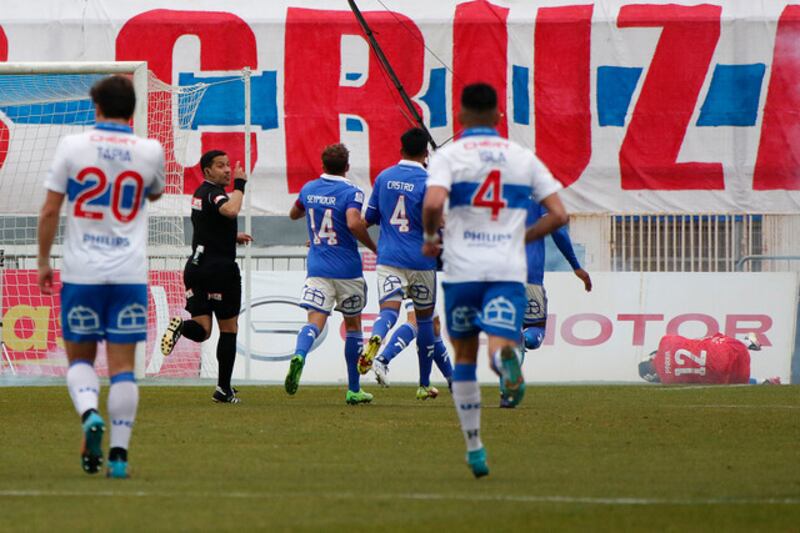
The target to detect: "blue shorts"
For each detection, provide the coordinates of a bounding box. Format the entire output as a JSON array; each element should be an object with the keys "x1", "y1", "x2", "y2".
[
  {"x1": 60, "y1": 283, "x2": 148, "y2": 344},
  {"x1": 442, "y1": 281, "x2": 526, "y2": 341}
]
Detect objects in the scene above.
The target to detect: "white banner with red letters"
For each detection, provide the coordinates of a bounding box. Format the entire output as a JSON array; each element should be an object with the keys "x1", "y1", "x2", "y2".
[
  {"x1": 0, "y1": 0, "x2": 799, "y2": 215},
  {"x1": 3, "y1": 269, "x2": 796, "y2": 383},
  {"x1": 216, "y1": 271, "x2": 798, "y2": 385}
]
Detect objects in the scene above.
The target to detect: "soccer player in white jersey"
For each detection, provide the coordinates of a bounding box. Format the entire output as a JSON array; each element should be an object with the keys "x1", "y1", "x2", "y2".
[
  {"x1": 37, "y1": 76, "x2": 165, "y2": 479},
  {"x1": 422, "y1": 83, "x2": 568, "y2": 478}
]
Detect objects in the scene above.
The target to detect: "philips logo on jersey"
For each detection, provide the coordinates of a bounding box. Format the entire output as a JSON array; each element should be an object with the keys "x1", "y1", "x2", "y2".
[
  {"x1": 306, "y1": 195, "x2": 336, "y2": 205},
  {"x1": 83, "y1": 233, "x2": 130, "y2": 248},
  {"x1": 463, "y1": 230, "x2": 513, "y2": 244}
]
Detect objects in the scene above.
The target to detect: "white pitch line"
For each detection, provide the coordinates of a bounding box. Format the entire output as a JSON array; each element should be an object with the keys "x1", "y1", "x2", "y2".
[
  {"x1": 0, "y1": 490, "x2": 798, "y2": 506},
  {"x1": 651, "y1": 385, "x2": 752, "y2": 391},
  {"x1": 664, "y1": 404, "x2": 800, "y2": 410}
]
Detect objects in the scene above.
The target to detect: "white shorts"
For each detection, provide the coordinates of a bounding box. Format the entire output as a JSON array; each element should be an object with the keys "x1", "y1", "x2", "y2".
[
  {"x1": 376, "y1": 265, "x2": 436, "y2": 309},
  {"x1": 300, "y1": 277, "x2": 367, "y2": 316},
  {"x1": 524, "y1": 284, "x2": 548, "y2": 325}
]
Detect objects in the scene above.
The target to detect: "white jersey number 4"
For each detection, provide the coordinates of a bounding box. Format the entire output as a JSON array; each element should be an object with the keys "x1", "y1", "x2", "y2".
[
  {"x1": 472, "y1": 170, "x2": 507, "y2": 220},
  {"x1": 390, "y1": 194, "x2": 410, "y2": 233}
]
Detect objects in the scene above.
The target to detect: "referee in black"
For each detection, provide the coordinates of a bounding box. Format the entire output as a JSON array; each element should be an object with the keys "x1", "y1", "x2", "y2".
[{"x1": 161, "y1": 150, "x2": 252, "y2": 403}]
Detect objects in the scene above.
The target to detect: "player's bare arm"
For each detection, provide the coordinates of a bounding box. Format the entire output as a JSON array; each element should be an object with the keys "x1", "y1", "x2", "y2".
[
  {"x1": 525, "y1": 193, "x2": 568, "y2": 243},
  {"x1": 574, "y1": 268, "x2": 592, "y2": 292},
  {"x1": 421, "y1": 185, "x2": 447, "y2": 257},
  {"x1": 36, "y1": 190, "x2": 65, "y2": 294},
  {"x1": 289, "y1": 200, "x2": 305, "y2": 220},
  {"x1": 346, "y1": 207, "x2": 377, "y2": 253},
  {"x1": 219, "y1": 161, "x2": 247, "y2": 219}
]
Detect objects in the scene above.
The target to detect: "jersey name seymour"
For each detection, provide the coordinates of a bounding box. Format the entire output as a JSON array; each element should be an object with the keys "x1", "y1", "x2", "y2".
[{"x1": 306, "y1": 194, "x2": 336, "y2": 205}]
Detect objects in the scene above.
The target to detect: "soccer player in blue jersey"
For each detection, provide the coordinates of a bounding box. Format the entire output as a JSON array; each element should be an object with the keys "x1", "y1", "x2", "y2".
[
  {"x1": 359, "y1": 128, "x2": 448, "y2": 399},
  {"x1": 498, "y1": 203, "x2": 592, "y2": 407},
  {"x1": 286, "y1": 143, "x2": 377, "y2": 404},
  {"x1": 423, "y1": 83, "x2": 568, "y2": 477},
  {"x1": 372, "y1": 300, "x2": 453, "y2": 392}
]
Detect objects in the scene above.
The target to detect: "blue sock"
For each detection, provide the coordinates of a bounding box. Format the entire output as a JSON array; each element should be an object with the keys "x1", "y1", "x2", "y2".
[
  {"x1": 372, "y1": 308, "x2": 399, "y2": 341},
  {"x1": 293, "y1": 323, "x2": 320, "y2": 359},
  {"x1": 344, "y1": 332, "x2": 363, "y2": 393},
  {"x1": 416, "y1": 317, "x2": 435, "y2": 387},
  {"x1": 378, "y1": 323, "x2": 416, "y2": 364},
  {"x1": 433, "y1": 337, "x2": 453, "y2": 381},
  {"x1": 523, "y1": 326, "x2": 545, "y2": 351}
]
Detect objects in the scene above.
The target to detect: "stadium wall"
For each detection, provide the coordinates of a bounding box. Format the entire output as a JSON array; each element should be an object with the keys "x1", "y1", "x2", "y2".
[{"x1": 0, "y1": 0, "x2": 799, "y2": 217}]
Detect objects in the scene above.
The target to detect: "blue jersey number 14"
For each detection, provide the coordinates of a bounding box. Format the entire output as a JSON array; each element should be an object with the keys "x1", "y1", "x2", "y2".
[{"x1": 309, "y1": 208, "x2": 338, "y2": 245}]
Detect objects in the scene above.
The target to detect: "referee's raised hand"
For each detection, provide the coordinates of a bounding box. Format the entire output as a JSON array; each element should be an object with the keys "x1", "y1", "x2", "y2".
[{"x1": 234, "y1": 160, "x2": 247, "y2": 182}]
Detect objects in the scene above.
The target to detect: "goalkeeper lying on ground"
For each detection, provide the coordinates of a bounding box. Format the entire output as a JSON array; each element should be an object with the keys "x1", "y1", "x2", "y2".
[{"x1": 638, "y1": 332, "x2": 780, "y2": 385}]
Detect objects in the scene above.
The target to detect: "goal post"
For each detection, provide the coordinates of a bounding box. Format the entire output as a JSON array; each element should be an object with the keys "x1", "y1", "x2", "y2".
[{"x1": 0, "y1": 61, "x2": 225, "y2": 382}]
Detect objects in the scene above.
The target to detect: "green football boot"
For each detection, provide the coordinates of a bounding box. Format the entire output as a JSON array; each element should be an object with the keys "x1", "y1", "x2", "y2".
[
  {"x1": 284, "y1": 355, "x2": 305, "y2": 395},
  {"x1": 415, "y1": 385, "x2": 439, "y2": 400},
  {"x1": 345, "y1": 389, "x2": 374, "y2": 405}
]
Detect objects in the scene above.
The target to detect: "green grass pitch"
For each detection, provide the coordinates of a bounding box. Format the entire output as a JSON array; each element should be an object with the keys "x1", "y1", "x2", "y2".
[{"x1": 1, "y1": 384, "x2": 798, "y2": 531}]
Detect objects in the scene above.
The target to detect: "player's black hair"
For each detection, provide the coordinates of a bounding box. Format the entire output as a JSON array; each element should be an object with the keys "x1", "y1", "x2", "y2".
[
  {"x1": 90, "y1": 75, "x2": 136, "y2": 120},
  {"x1": 461, "y1": 83, "x2": 498, "y2": 113},
  {"x1": 321, "y1": 143, "x2": 349, "y2": 175},
  {"x1": 200, "y1": 150, "x2": 227, "y2": 173},
  {"x1": 400, "y1": 128, "x2": 429, "y2": 157}
]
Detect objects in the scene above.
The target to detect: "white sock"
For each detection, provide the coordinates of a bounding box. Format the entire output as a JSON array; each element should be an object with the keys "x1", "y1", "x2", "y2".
[
  {"x1": 452, "y1": 380, "x2": 483, "y2": 452},
  {"x1": 66, "y1": 361, "x2": 99, "y2": 417},
  {"x1": 108, "y1": 375, "x2": 139, "y2": 452}
]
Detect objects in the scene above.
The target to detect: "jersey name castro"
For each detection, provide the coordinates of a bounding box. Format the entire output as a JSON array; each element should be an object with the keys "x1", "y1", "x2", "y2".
[
  {"x1": 44, "y1": 124, "x2": 165, "y2": 284},
  {"x1": 426, "y1": 128, "x2": 561, "y2": 283}
]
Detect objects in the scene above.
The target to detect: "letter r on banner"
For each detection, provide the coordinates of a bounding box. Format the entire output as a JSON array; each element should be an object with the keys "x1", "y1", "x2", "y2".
[{"x1": 284, "y1": 8, "x2": 425, "y2": 193}]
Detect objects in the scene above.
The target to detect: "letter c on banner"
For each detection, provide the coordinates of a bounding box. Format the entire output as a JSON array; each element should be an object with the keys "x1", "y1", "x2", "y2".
[
  {"x1": 666, "y1": 313, "x2": 719, "y2": 338},
  {"x1": 116, "y1": 10, "x2": 258, "y2": 194},
  {"x1": 561, "y1": 313, "x2": 613, "y2": 347}
]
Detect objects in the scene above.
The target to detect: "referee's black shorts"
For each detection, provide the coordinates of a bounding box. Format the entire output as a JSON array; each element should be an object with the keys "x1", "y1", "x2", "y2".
[{"x1": 183, "y1": 261, "x2": 241, "y2": 320}]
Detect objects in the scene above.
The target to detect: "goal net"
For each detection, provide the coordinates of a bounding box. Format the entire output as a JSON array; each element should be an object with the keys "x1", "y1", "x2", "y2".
[{"x1": 0, "y1": 62, "x2": 209, "y2": 381}]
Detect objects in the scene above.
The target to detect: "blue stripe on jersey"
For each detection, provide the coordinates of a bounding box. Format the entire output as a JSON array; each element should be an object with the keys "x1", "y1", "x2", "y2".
[
  {"x1": 449, "y1": 182, "x2": 532, "y2": 210},
  {"x1": 460, "y1": 127, "x2": 500, "y2": 138},
  {"x1": 95, "y1": 122, "x2": 133, "y2": 133},
  {"x1": 368, "y1": 163, "x2": 436, "y2": 271},
  {"x1": 66, "y1": 176, "x2": 146, "y2": 208}
]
